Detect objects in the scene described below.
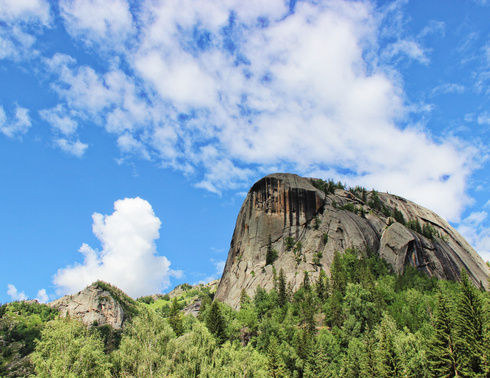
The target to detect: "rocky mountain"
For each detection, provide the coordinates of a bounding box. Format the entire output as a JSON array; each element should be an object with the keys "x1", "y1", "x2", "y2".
[
  {"x1": 49, "y1": 281, "x2": 137, "y2": 329},
  {"x1": 215, "y1": 173, "x2": 490, "y2": 309}
]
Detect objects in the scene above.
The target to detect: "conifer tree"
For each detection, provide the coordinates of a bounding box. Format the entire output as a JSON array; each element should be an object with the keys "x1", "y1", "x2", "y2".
[
  {"x1": 427, "y1": 290, "x2": 460, "y2": 377},
  {"x1": 267, "y1": 336, "x2": 288, "y2": 377},
  {"x1": 206, "y1": 300, "x2": 227, "y2": 345},
  {"x1": 266, "y1": 234, "x2": 278, "y2": 265},
  {"x1": 361, "y1": 327, "x2": 378, "y2": 378},
  {"x1": 169, "y1": 297, "x2": 184, "y2": 336},
  {"x1": 240, "y1": 288, "x2": 251, "y2": 307},
  {"x1": 303, "y1": 271, "x2": 311, "y2": 291},
  {"x1": 325, "y1": 289, "x2": 343, "y2": 328},
  {"x1": 455, "y1": 268, "x2": 488, "y2": 376},
  {"x1": 277, "y1": 268, "x2": 287, "y2": 308},
  {"x1": 331, "y1": 250, "x2": 347, "y2": 295},
  {"x1": 317, "y1": 269, "x2": 327, "y2": 301},
  {"x1": 302, "y1": 292, "x2": 316, "y2": 334},
  {"x1": 375, "y1": 314, "x2": 403, "y2": 378}
]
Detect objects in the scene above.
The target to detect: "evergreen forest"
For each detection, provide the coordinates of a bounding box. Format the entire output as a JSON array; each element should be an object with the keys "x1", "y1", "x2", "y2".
[{"x1": 1, "y1": 248, "x2": 489, "y2": 377}]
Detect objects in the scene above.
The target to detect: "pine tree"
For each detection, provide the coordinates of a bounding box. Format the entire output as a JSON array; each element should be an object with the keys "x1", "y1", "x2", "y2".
[
  {"x1": 240, "y1": 288, "x2": 251, "y2": 307},
  {"x1": 206, "y1": 300, "x2": 227, "y2": 345},
  {"x1": 325, "y1": 289, "x2": 343, "y2": 328},
  {"x1": 427, "y1": 290, "x2": 460, "y2": 377},
  {"x1": 267, "y1": 336, "x2": 288, "y2": 377},
  {"x1": 361, "y1": 327, "x2": 377, "y2": 378},
  {"x1": 331, "y1": 250, "x2": 347, "y2": 295},
  {"x1": 302, "y1": 292, "x2": 316, "y2": 334},
  {"x1": 169, "y1": 297, "x2": 184, "y2": 336},
  {"x1": 375, "y1": 314, "x2": 403, "y2": 378},
  {"x1": 317, "y1": 269, "x2": 327, "y2": 301},
  {"x1": 455, "y1": 268, "x2": 488, "y2": 376},
  {"x1": 303, "y1": 271, "x2": 311, "y2": 291},
  {"x1": 277, "y1": 268, "x2": 287, "y2": 308},
  {"x1": 266, "y1": 234, "x2": 278, "y2": 265}
]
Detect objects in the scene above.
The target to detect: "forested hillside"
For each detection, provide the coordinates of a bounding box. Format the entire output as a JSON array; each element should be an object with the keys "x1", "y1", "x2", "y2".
[{"x1": 2, "y1": 249, "x2": 489, "y2": 377}]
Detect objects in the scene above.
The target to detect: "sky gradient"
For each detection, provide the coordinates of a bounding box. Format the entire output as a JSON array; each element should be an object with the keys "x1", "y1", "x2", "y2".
[{"x1": 1, "y1": 0, "x2": 489, "y2": 303}]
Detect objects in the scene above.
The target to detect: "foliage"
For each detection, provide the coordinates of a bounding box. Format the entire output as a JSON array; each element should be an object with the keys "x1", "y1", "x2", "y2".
[
  {"x1": 285, "y1": 236, "x2": 295, "y2": 251},
  {"x1": 94, "y1": 281, "x2": 138, "y2": 320},
  {"x1": 112, "y1": 306, "x2": 174, "y2": 376},
  {"x1": 8, "y1": 250, "x2": 489, "y2": 378},
  {"x1": 266, "y1": 235, "x2": 279, "y2": 265},
  {"x1": 31, "y1": 317, "x2": 111, "y2": 377},
  {"x1": 136, "y1": 295, "x2": 154, "y2": 304},
  {"x1": 392, "y1": 207, "x2": 406, "y2": 225},
  {"x1": 206, "y1": 301, "x2": 228, "y2": 345}
]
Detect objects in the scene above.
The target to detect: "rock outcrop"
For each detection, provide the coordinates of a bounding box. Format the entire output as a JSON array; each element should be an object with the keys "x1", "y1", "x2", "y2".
[
  {"x1": 215, "y1": 173, "x2": 490, "y2": 309},
  {"x1": 49, "y1": 282, "x2": 128, "y2": 329}
]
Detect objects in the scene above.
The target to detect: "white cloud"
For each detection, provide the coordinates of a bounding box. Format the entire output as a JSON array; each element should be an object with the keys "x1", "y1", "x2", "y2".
[
  {"x1": 55, "y1": 138, "x2": 88, "y2": 157},
  {"x1": 39, "y1": 0, "x2": 481, "y2": 222},
  {"x1": 117, "y1": 133, "x2": 150, "y2": 160},
  {"x1": 40, "y1": 105, "x2": 78, "y2": 136},
  {"x1": 0, "y1": 0, "x2": 51, "y2": 25},
  {"x1": 383, "y1": 39, "x2": 429, "y2": 64},
  {"x1": 198, "y1": 259, "x2": 226, "y2": 284},
  {"x1": 477, "y1": 111, "x2": 490, "y2": 125},
  {"x1": 7, "y1": 284, "x2": 27, "y2": 301},
  {"x1": 458, "y1": 211, "x2": 490, "y2": 262},
  {"x1": 36, "y1": 289, "x2": 49, "y2": 304},
  {"x1": 53, "y1": 197, "x2": 178, "y2": 298},
  {"x1": 0, "y1": 0, "x2": 51, "y2": 61},
  {"x1": 0, "y1": 105, "x2": 32, "y2": 137},
  {"x1": 432, "y1": 83, "x2": 465, "y2": 95},
  {"x1": 60, "y1": 0, "x2": 134, "y2": 49}
]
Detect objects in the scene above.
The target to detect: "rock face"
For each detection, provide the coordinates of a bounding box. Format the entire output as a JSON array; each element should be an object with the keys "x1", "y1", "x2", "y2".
[
  {"x1": 49, "y1": 283, "x2": 126, "y2": 329},
  {"x1": 215, "y1": 173, "x2": 490, "y2": 309}
]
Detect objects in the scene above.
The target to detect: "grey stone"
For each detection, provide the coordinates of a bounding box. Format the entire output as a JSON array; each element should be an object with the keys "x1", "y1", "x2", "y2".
[
  {"x1": 215, "y1": 173, "x2": 490, "y2": 309},
  {"x1": 49, "y1": 283, "x2": 125, "y2": 329}
]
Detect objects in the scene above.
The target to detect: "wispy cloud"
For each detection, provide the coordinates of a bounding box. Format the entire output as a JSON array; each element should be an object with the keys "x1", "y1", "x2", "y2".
[
  {"x1": 458, "y1": 211, "x2": 490, "y2": 262},
  {"x1": 53, "y1": 197, "x2": 180, "y2": 298},
  {"x1": 1, "y1": 0, "x2": 483, "y2": 224},
  {"x1": 432, "y1": 83, "x2": 466, "y2": 96},
  {"x1": 198, "y1": 259, "x2": 226, "y2": 285},
  {"x1": 0, "y1": 105, "x2": 32, "y2": 138},
  {"x1": 0, "y1": 0, "x2": 51, "y2": 61}
]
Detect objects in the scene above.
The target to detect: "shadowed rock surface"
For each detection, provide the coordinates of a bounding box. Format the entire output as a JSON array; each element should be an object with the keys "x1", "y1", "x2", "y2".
[{"x1": 215, "y1": 173, "x2": 490, "y2": 309}]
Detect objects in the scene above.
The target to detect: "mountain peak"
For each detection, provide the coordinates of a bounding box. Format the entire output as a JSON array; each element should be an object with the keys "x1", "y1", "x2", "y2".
[{"x1": 215, "y1": 173, "x2": 490, "y2": 308}]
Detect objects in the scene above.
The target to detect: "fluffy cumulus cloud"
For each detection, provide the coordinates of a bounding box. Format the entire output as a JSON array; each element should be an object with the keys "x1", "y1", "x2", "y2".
[
  {"x1": 7, "y1": 284, "x2": 27, "y2": 301},
  {"x1": 35, "y1": 289, "x2": 49, "y2": 304},
  {"x1": 53, "y1": 197, "x2": 180, "y2": 298}
]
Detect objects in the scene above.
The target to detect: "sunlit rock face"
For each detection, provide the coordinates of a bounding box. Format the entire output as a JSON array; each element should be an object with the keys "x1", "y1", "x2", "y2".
[
  {"x1": 49, "y1": 283, "x2": 125, "y2": 329},
  {"x1": 215, "y1": 173, "x2": 490, "y2": 309}
]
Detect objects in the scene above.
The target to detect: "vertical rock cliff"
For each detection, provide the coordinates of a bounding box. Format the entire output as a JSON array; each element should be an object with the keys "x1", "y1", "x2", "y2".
[{"x1": 215, "y1": 173, "x2": 490, "y2": 309}]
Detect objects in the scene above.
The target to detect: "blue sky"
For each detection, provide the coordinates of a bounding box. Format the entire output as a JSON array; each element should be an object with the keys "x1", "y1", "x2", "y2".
[{"x1": 1, "y1": 0, "x2": 489, "y2": 303}]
